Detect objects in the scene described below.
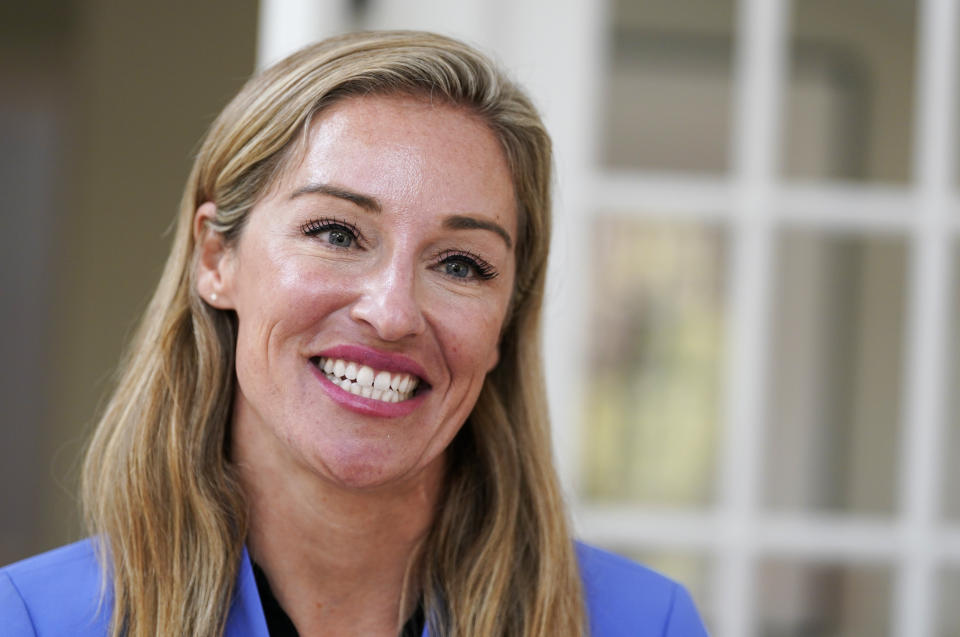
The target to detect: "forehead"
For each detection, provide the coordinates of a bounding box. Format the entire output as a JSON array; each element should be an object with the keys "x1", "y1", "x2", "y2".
[{"x1": 275, "y1": 94, "x2": 517, "y2": 237}]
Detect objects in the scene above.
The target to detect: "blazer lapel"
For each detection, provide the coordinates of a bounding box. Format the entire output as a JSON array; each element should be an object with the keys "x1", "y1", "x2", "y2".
[{"x1": 224, "y1": 546, "x2": 271, "y2": 637}]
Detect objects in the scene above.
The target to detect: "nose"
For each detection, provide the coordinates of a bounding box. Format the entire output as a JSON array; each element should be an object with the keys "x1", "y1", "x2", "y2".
[{"x1": 349, "y1": 259, "x2": 426, "y2": 342}]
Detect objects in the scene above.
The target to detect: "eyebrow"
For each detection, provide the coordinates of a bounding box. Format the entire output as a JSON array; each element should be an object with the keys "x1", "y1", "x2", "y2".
[
  {"x1": 289, "y1": 182, "x2": 512, "y2": 249},
  {"x1": 289, "y1": 183, "x2": 382, "y2": 213},
  {"x1": 444, "y1": 215, "x2": 513, "y2": 250}
]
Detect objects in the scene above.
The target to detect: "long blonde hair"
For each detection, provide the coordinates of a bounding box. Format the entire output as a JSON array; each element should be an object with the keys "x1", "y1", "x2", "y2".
[{"x1": 82, "y1": 31, "x2": 585, "y2": 636}]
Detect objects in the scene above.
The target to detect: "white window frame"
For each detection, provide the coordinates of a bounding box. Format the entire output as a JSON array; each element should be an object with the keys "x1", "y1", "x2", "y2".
[{"x1": 572, "y1": 1, "x2": 959, "y2": 636}]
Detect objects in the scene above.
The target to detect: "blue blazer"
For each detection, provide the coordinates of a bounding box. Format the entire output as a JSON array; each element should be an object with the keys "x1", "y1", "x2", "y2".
[{"x1": 0, "y1": 539, "x2": 708, "y2": 636}]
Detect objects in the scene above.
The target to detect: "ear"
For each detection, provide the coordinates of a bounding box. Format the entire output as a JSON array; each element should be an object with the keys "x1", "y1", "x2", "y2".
[{"x1": 194, "y1": 201, "x2": 236, "y2": 309}]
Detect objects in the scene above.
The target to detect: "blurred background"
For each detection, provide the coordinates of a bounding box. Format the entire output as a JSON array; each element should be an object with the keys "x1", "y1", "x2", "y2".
[{"x1": 2, "y1": 0, "x2": 959, "y2": 635}]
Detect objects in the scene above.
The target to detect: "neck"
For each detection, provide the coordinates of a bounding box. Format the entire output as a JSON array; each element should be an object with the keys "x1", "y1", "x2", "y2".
[{"x1": 233, "y1": 419, "x2": 442, "y2": 637}]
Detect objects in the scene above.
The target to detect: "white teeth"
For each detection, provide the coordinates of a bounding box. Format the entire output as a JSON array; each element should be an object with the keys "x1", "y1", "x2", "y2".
[
  {"x1": 318, "y1": 356, "x2": 421, "y2": 404},
  {"x1": 374, "y1": 371, "x2": 391, "y2": 391},
  {"x1": 356, "y1": 365, "x2": 374, "y2": 387}
]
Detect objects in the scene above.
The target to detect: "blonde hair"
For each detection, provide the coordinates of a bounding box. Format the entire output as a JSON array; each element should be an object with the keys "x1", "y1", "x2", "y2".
[{"x1": 82, "y1": 31, "x2": 585, "y2": 637}]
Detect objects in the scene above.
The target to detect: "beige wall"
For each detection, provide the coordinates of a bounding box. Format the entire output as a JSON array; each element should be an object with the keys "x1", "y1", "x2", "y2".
[{"x1": 0, "y1": 0, "x2": 258, "y2": 564}]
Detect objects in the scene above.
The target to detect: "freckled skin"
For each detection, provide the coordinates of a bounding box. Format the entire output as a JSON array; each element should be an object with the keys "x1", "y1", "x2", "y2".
[
  {"x1": 190, "y1": 95, "x2": 520, "y2": 635},
  {"x1": 208, "y1": 95, "x2": 518, "y2": 494}
]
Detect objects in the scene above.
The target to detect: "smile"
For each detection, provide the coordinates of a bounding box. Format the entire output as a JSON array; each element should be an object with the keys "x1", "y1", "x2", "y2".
[{"x1": 314, "y1": 356, "x2": 421, "y2": 403}]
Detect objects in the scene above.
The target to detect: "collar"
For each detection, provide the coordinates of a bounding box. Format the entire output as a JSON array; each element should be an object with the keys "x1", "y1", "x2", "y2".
[
  {"x1": 225, "y1": 546, "x2": 429, "y2": 637},
  {"x1": 224, "y1": 546, "x2": 270, "y2": 637}
]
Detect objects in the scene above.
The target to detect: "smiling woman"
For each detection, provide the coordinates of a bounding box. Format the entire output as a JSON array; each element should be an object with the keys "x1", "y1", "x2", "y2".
[
  {"x1": 0, "y1": 31, "x2": 707, "y2": 637},
  {"x1": 202, "y1": 95, "x2": 518, "y2": 495}
]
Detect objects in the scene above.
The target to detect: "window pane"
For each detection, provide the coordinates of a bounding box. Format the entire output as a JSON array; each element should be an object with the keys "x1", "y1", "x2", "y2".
[
  {"x1": 782, "y1": 0, "x2": 917, "y2": 182},
  {"x1": 938, "y1": 567, "x2": 960, "y2": 637},
  {"x1": 580, "y1": 217, "x2": 726, "y2": 506},
  {"x1": 601, "y1": 0, "x2": 736, "y2": 173},
  {"x1": 757, "y1": 559, "x2": 892, "y2": 637},
  {"x1": 764, "y1": 230, "x2": 906, "y2": 514},
  {"x1": 942, "y1": 247, "x2": 960, "y2": 520}
]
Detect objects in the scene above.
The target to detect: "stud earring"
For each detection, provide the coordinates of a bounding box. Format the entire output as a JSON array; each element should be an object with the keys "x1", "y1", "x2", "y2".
[{"x1": 210, "y1": 292, "x2": 218, "y2": 302}]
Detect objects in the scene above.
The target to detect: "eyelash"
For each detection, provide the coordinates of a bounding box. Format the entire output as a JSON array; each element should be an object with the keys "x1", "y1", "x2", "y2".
[
  {"x1": 434, "y1": 249, "x2": 499, "y2": 281},
  {"x1": 300, "y1": 217, "x2": 363, "y2": 247}
]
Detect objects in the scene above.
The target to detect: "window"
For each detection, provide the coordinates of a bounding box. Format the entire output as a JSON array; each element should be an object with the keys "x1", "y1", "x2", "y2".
[{"x1": 568, "y1": 0, "x2": 956, "y2": 635}]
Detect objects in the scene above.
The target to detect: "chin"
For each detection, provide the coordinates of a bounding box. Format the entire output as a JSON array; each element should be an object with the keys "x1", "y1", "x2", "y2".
[
  {"x1": 314, "y1": 445, "x2": 418, "y2": 491},
  {"x1": 325, "y1": 461, "x2": 389, "y2": 489}
]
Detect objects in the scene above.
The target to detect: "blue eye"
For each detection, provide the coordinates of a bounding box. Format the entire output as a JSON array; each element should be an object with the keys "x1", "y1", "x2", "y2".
[
  {"x1": 325, "y1": 228, "x2": 354, "y2": 247},
  {"x1": 436, "y1": 250, "x2": 498, "y2": 281},
  {"x1": 300, "y1": 218, "x2": 361, "y2": 248},
  {"x1": 444, "y1": 260, "x2": 472, "y2": 278}
]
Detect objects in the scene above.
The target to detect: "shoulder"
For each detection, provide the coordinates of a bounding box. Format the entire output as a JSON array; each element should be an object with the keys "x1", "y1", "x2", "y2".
[
  {"x1": 0, "y1": 539, "x2": 110, "y2": 637},
  {"x1": 575, "y1": 542, "x2": 709, "y2": 637}
]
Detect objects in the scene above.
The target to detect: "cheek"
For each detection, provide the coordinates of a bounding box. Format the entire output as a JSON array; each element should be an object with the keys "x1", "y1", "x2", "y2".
[
  {"x1": 435, "y1": 295, "x2": 509, "y2": 376},
  {"x1": 235, "y1": 256, "x2": 355, "y2": 332}
]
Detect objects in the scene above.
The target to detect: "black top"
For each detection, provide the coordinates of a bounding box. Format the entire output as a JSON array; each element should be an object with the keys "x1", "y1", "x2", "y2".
[{"x1": 252, "y1": 562, "x2": 426, "y2": 637}]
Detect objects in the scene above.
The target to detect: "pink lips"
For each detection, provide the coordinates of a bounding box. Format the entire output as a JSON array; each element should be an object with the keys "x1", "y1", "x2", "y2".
[{"x1": 311, "y1": 344, "x2": 430, "y2": 418}]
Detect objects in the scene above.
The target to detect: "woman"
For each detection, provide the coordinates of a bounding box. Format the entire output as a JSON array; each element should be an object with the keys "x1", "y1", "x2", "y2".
[{"x1": 0, "y1": 31, "x2": 706, "y2": 636}]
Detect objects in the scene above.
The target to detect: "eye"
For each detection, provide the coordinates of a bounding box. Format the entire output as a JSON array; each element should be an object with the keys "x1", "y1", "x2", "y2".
[
  {"x1": 444, "y1": 261, "x2": 471, "y2": 278},
  {"x1": 325, "y1": 228, "x2": 354, "y2": 248},
  {"x1": 435, "y1": 250, "x2": 498, "y2": 281},
  {"x1": 300, "y1": 218, "x2": 362, "y2": 248}
]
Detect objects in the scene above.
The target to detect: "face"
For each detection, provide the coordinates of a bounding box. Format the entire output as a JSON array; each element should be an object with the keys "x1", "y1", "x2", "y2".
[{"x1": 197, "y1": 95, "x2": 517, "y2": 492}]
